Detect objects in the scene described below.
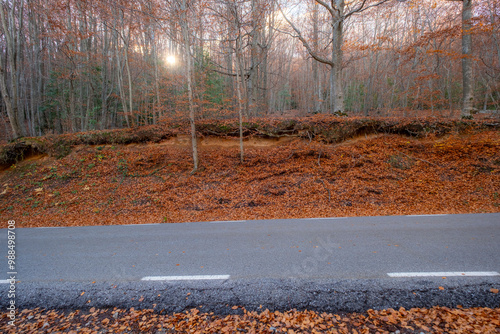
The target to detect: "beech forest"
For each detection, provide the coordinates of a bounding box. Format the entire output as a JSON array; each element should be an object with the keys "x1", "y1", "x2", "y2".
[
  {"x1": 1, "y1": 1, "x2": 500, "y2": 332},
  {"x1": 1, "y1": 0, "x2": 499, "y2": 140}
]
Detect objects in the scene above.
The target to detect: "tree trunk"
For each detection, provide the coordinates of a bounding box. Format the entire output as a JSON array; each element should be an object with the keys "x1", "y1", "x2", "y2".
[
  {"x1": 332, "y1": 0, "x2": 345, "y2": 114},
  {"x1": 0, "y1": 0, "x2": 24, "y2": 137},
  {"x1": 234, "y1": 7, "x2": 245, "y2": 163},
  {"x1": 247, "y1": 0, "x2": 259, "y2": 116},
  {"x1": 180, "y1": 0, "x2": 198, "y2": 173},
  {"x1": 461, "y1": 0, "x2": 473, "y2": 117},
  {"x1": 101, "y1": 22, "x2": 109, "y2": 129},
  {"x1": 0, "y1": 61, "x2": 21, "y2": 138},
  {"x1": 312, "y1": 2, "x2": 321, "y2": 113}
]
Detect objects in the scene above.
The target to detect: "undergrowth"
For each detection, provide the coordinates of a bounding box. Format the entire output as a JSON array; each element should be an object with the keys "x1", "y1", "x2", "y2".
[{"x1": 1, "y1": 117, "x2": 498, "y2": 170}]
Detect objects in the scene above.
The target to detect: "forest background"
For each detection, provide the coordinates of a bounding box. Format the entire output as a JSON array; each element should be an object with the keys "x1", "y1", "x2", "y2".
[{"x1": 0, "y1": 0, "x2": 499, "y2": 142}]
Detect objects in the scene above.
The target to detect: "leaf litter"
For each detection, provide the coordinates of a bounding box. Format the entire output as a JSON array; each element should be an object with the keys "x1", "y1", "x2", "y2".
[
  {"x1": 1, "y1": 306, "x2": 499, "y2": 333},
  {"x1": 0, "y1": 119, "x2": 499, "y2": 332},
  {"x1": 0, "y1": 129, "x2": 498, "y2": 227}
]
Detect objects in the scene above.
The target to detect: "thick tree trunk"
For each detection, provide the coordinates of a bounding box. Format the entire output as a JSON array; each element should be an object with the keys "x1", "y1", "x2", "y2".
[
  {"x1": 0, "y1": 63, "x2": 21, "y2": 138},
  {"x1": 332, "y1": 0, "x2": 345, "y2": 114},
  {"x1": 247, "y1": 0, "x2": 259, "y2": 116},
  {"x1": 461, "y1": 0, "x2": 473, "y2": 117},
  {"x1": 0, "y1": 0, "x2": 24, "y2": 137},
  {"x1": 312, "y1": 2, "x2": 321, "y2": 113},
  {"x1": 180, "y1": 0, "x2": 198, "y2": 173}
]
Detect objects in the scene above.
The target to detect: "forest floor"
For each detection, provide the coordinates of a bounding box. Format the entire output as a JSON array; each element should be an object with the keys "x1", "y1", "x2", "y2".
[
  {"x1": 0, "y1": 116, "x2": 499, "y2": 333},
  {"x1": 1, "y1": 305, "x2": 499, "y2": 333},
  {"x1": 0, "y1": 118, "x2": 499, "y2": 227}
]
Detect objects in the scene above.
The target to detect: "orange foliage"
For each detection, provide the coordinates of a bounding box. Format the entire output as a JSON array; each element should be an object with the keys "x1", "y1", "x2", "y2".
[
  {"x1": 1, "y1": 306, "x2": 499, "y2": 333},
  {"x1": 0, "y1": 127, "x2": 498, "y2": 228}
]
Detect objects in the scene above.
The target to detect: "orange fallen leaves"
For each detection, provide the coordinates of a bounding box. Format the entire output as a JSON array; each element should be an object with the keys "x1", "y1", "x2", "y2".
[
  {"x1": 2, "y1": 306, "x2": 499, "y2": 333},
  {"x1": 1, "y1": 128, "x2": 498, "y2": 228}
]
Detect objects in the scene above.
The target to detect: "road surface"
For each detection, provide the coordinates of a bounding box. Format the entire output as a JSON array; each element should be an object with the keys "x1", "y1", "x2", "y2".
[{"x1": 1, "y1": 213, "x2": 499, "y2": 312}]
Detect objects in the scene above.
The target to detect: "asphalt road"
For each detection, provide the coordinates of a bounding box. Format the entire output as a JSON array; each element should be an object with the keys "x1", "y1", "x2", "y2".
[{"x1": 1, "y1": 213, "x2": 499, "y2": 312}]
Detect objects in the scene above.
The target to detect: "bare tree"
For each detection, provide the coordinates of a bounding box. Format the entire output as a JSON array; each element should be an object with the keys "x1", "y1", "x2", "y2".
[{"x1": 280, "y1": 0, "x2": 396, "y2": 114}]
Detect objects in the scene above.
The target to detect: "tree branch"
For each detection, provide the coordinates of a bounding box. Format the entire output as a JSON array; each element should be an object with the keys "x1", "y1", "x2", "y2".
[
  {"x1": 315, "y1": 0, "x2": 336, "y2": 18},
  {"x1": 278, "y1": 3, "x2": 334, "y2": 67},
  {"x1": 344, "y1": 0, "x2": 392, "y2": 20}
]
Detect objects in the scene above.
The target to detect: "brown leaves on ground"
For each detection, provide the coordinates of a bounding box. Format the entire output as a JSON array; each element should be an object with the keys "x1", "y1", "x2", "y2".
[
  {"x1": 1, "y1": 306, "x2": 499, "y2": 333},
  {"x1": 0, "y1": 129, "x2": 499, "y2": 228}
]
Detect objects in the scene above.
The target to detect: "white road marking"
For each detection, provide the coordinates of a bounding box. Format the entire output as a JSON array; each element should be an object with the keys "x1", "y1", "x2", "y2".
[
  {"x1": 388, "y1": 271, "x2": 500, "y2": 277},
  {"x1": 122, "y1": 224, "x2": 160, "y2": 226},
  {"x1": 142, "y1": 275, "x2": 230, "y2": 281},
  {"x1": 0, "y1": 280, "x2": 11, "y2": 284},
  {"x1": 406, "y1": 214, "x2": 448, "y2": 217},
  {"x1": 210, "y1": 220, "x2": 246, "y2": 224},
  {"x1": 304, "y1": 217, "x2": 347, "y2": 220},
  {"x1": 36, "y1": 227, "x2": 65, "y2": 229}
]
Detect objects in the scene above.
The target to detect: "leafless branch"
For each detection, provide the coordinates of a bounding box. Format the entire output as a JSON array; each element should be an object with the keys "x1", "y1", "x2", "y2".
[{"x1": 277, "y1": 2, "x2": 333, "y2": 67}]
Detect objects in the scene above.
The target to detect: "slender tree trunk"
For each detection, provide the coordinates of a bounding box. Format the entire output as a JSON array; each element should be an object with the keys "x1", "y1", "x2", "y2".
[
  {"x1": 153, "y1": 30, "x2": 161, "y2": 123},
  {"x1": 124, "y1": 46, "x2": 133, "y2": 125},
  {"x1": 121, "y1": 10, "x2": 134, "y2": 126},
  {"x1": 234, "y1": 12, "x2": 245, "y2": 162},
  {"x1": 101, "y1": 22, "x2": 109, "y2": 129}
]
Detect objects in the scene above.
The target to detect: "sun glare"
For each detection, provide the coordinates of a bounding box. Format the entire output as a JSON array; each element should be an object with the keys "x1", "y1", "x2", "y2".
[{"x1": 166, "y1": 55, "x2": 176, "y2": 65}]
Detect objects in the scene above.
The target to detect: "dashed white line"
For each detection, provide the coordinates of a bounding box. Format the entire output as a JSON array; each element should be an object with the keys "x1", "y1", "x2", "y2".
[
  {"x1": 141, "y1": 275, "x2": 230, "y2": 281},
  {"x1": 122, "y1": 224, "x2": 160, "y2": 226},
  {"x1": 405, "y1": 214, "x2": 448, "y2": 217},
  {"x1": 0, "y1": 280, "x2": 11, "y2": 284},
  {"x1": 304, "y1": 217, "x2": 348, "y2": 220},
  {"x1": 36, "y1": 227, "x2": 65, "y2": 229},
  {"x1": 388, "y1": 271, "x2": 500, "y2": 277},
  {"x1": 210, "y1": 220, "x2": 246, "y2": 224}
]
